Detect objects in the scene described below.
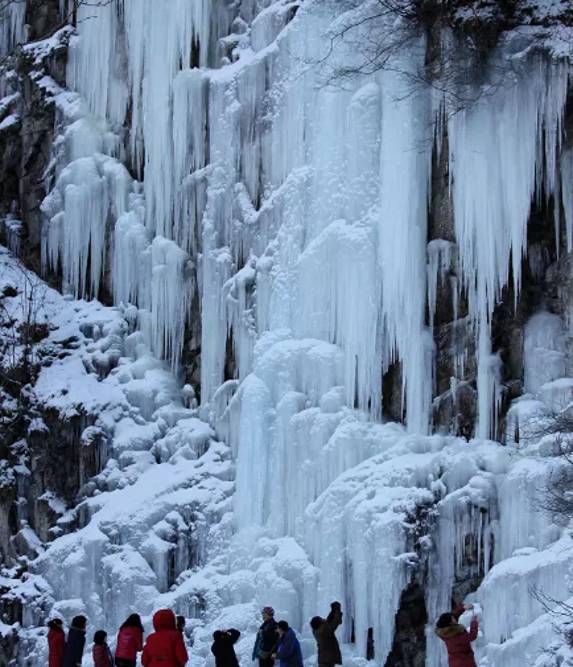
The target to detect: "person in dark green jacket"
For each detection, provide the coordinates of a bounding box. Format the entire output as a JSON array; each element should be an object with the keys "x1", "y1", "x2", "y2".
[
  {"x1": 310, "y1": 602, "x2": 343, "y2": 667},
  {"x1": 252, "y1": 607, "x2": 277, "y2": 667}
]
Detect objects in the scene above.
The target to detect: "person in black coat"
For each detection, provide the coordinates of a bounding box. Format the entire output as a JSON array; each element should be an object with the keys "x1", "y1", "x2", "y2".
[
  {"x1": 63, "y1": 615, "x2": 87, "y2": 667},
  {"x1": 212, "y1": 628, "x2": 240, "y2": 667},
  {"x1": 252, "y1": 607, "x2": 277, "y2": 667}
]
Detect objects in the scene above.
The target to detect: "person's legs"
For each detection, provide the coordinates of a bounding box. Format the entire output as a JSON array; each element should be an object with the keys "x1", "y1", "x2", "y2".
[
  {"x1": 260, "y1": 657, "x2": 275, "y2": 667},
  {"x1": 115, "y1": 659, "x2": 136, "y2": 667}
]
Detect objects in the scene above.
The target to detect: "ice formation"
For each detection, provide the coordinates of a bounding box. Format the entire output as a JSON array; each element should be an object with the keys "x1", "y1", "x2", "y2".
[{"x1": 1, "y1": 1, "x2": 573, "y2": 667}]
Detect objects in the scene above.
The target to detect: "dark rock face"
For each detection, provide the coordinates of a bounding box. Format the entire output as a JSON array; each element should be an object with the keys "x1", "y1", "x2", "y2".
[
  {"x1": 0, "y1": 624, "x2": 18, "y2": 666},
  {"x1": 0, "y1": 405, "x2": 104, "y2": 565},
  {"x1": 428, "y1": 136, "x2": 454, "y2": 245},
  {"x1": 0, "y1": 93, "x2": 21, "y2": 217},
  {"x1": 433, "y1": 381, "x2": 477, "y2": 439},
  {"x1": 26, "y1": 0, "x2": 61, "y2": 42},
  {"x1": 383, "y1": 360, "x2": 404, "y2": 424},
  {"x1": 0, "y1": 0, "x2": 67, "y2": 274},
  {"x1": 385, "y1": 583, "x2": 428, "y2": 667},
  {"x1": 0, "y1": 286, "x2": 105, "y2": 570},
  {"x1": 16, "y1": 36, "x2": 67, "y2": 268}
]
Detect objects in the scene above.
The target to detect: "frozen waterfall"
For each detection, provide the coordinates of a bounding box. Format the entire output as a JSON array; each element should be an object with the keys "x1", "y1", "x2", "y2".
[{"x1": 1, "y1": 1, "x2": 573, "y2": 666}]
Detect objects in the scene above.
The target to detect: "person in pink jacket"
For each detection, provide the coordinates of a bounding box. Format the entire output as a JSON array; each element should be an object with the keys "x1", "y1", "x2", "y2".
[
  {"x1": 115, "y1": 613, "x2": 144, "y2": 667},
  {"x1": 435, "y1": 604, "x2": 479, "y2": 667}
]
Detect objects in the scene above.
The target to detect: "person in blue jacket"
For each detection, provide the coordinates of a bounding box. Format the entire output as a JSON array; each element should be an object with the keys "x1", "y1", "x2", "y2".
[{"x1": 272, "y1": 621, "x2": 303, "y2": 667}]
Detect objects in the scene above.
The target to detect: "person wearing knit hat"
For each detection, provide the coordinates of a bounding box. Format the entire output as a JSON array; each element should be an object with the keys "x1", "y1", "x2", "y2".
[{"x1": 252, "y1": 607, "x2": 277, "y2": 667}]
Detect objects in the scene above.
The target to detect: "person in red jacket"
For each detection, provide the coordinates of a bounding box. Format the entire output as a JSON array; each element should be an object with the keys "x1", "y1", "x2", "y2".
[
  {"x1": 142, "y1": 609, "x2": 188, "y2": 667},
  {"x1": 115, "y1": 613, "x2": 144, "y2": 667},
  {"x1": 48, "y1": 618, "x2": 65, "y2": 667},
  {"x1": 92, "y1": 630, "x2": 114, "y2": 667},
  {"x1": 435, "y1": 604, "x2": 479, "y2": 667}
]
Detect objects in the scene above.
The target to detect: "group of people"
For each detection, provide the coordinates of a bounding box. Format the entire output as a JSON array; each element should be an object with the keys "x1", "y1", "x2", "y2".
[
  {"x1": 48, "y1": 610, "x2": 187, "y2": 667},
  {"x1": 243, "y1": 603, "x2": 339, "y2": 667},
  {"x1": 47, "y1": 600, "x2": 478, "y2": 667},
  {"x1": 248, "y1": 601, "x2": 479, "y2": 667}
]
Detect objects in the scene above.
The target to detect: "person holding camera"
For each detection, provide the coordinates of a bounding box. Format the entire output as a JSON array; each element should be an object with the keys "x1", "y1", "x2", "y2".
[
  {"x1": 435, "y1": 603, "x2": 479, "y2": 667},
  {"x1": 212, "y1": 628, "x2": 241, "y2": 667},
  {"x1": 309, "y1": 601, "x2": 343, "y2": 667}
]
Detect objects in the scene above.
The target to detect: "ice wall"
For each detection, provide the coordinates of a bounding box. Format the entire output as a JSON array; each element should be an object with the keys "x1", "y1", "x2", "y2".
[{"x1": 39, "y1": 0, "x2": 572, "y2": 438}]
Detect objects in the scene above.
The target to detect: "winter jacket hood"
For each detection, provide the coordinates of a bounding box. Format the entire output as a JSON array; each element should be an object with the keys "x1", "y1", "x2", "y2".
[
  {"x1": 435, "y1": 624, "x2": 467, "y2": 639},
  {"x1": 142, "y1": 610, "x2": 188, "y2": 667},
  {"x1": 153, "y1": 609, "x2": 177, "y2": 632}
]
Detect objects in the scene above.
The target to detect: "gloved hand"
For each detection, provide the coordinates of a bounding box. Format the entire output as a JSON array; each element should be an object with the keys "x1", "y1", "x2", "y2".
[{"x1": 331, "y1": 601, "x2": 342, "y2": 610}]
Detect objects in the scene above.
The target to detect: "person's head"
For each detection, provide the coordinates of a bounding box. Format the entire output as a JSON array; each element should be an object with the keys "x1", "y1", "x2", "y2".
[
  {"x1": 310, "y1": 616, "x2": 324, "y2": 632},
  {"x1": 436, "y1": 613, "x2": 454, "y2": 629},
  {"x1": 71, "y1": 616, "x2": 87, "y2": 631},
  {"x1": 177, "y1": 615, "x2": 186, "y2": 632},
  {"x1": 213, "y1": 630, "x2": 223, "y2": 641},
  {"x1": 93, "y1": 630, "x2": 107, "y2": 645},
  {"x1": 277, "y1": 621, "x2": 289, "y2": 638},
  {"x1": 152, "y1": 609, "x2": 176, "y2": 632},
  {"x1": 261, "y1": 606, "x2": 274, "y2": 622},
  {"x1": 48, "y1": 618, "x2": 63, "y2": 630},
  {"x1": 121, "y1": 613, "x2": 143, "y2": 630}
]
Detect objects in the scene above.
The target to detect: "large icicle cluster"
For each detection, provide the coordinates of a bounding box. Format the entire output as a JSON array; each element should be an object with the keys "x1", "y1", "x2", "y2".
[
  {"x1": 39, "y1": 0, "x2": 573, "y2": 438},
  {"x1": 448, "y1": 57, "x2": 570, "y2": 438}
]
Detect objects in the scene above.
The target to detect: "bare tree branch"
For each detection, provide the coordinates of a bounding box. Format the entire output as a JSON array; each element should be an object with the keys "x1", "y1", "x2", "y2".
[{"x1": 306, "y1": 0, "x2": 572, "y2": 116}]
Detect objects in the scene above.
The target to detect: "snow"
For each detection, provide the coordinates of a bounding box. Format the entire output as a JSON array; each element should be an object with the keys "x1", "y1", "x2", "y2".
[{"x1": 0, "y1": 112, "x2": 18, "y2": 131}]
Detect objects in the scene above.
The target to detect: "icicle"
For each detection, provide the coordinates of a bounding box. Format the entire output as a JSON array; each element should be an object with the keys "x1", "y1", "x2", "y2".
[
  {"x1": 67, "y1": 2, "x2": 128, "y2": 129},
  {"x1": 377, "y1": 48, "x2": 433, "y2": 434},
  {"x1": 561, "y1": 146, "x2": 573, "y2": 252},
  {"x1": 121, "y1": 0, "x2": 215, "y2": 235},
  {"x1": 295, "y1": 220, "x2": 381, "y2": 414},
  {"x1": 427, "y1": 240, "x2": 454, "y2": 330},
  {"x1": 173, "y1": 69, "x2": 209, "y2": 254},
  {"x1": 113, "y1": 204, "x2": 150, "y2": 308},
  {"x1": 234, "y1": 375, "x2": 273, "y2": 528},
  {"x1": 150, "y1": 236, "x2": 193, "y2": 368},
  {"x1": 448, "y1": 56, "x2": 569, "y2": 438},
  {"x1": 0, "y1": 1, "x2": 26, "y2": 56},
  {"x1": 224, "y1": 257, "x2": 257, "y2": 383},
  {"x1": 200, "y1": 244, "x2": 234, "y2": 402},
  {"x1": 42, "y1": 155, "x2": 132, "y2": 299}
]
